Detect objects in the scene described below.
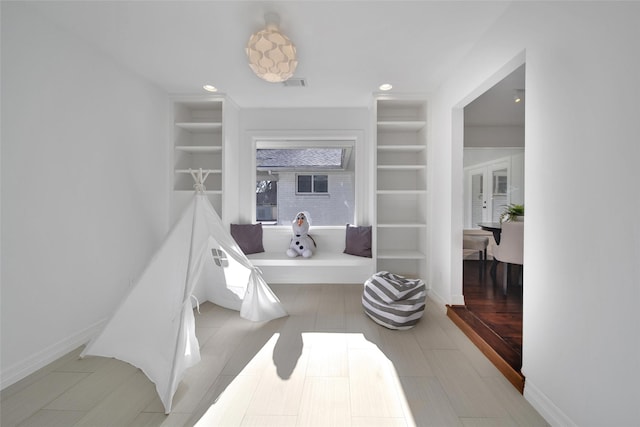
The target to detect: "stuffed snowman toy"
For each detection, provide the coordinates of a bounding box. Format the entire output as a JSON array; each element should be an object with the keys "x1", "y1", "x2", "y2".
[{"x1": 286, "y1": 211, "x2": 316, "y2": 258}]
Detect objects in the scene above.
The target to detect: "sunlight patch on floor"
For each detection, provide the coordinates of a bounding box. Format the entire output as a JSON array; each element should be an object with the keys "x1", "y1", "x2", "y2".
[{"x1": 194, "y1": 332, "x2": 415, "y2": 426}]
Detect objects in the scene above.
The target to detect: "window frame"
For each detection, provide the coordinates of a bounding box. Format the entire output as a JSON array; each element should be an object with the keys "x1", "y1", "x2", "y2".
[{"x1": 248, "y1": 130, "x2": 367, "y2": 227}]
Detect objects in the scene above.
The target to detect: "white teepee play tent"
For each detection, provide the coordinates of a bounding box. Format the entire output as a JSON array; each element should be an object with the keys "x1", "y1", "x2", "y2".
[{"x1": 81, "y1": 170, "x2": 287, "y2": 413}]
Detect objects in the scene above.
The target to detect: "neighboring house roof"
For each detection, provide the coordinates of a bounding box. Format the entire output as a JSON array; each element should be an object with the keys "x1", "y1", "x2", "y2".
[{"x1": 256, "y1": 148, "x2": 345, "y2": 170}]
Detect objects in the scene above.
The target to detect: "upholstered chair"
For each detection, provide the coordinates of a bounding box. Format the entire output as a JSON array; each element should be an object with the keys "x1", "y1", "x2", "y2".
[
  {"x1": 491, "y1": 221, "x2": 524, "y2": 295},
  {"x1": 463, "y1": 234, "x2": 490, "y2": 278}
]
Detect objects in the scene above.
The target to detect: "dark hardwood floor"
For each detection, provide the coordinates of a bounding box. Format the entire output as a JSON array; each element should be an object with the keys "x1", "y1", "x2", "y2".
[{"x1": 447, "y1": 259, "x2": 524, "y2": 392}]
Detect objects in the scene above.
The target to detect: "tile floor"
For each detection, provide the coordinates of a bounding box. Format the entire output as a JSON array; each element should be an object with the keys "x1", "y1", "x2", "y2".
[{"x1": 1, "y1": 284, "x2": 548, "y2": 426}]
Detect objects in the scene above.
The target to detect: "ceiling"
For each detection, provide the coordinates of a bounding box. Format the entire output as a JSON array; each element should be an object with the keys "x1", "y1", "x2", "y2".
[
  {"x1": 464, "y1": 64, "x2": 525, "y2": 127},
  {"x1": 23, "y1": 1, "x2": 518, "y2": 112}
]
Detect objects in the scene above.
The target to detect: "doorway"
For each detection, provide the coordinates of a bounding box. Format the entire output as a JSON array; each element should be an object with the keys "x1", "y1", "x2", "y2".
[{"x1": 454, "y1": 63, "x2": 526, "y2": 389}]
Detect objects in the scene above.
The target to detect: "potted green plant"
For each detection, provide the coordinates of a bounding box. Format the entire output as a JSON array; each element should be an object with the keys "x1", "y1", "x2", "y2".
[{"x1": 500, "y1": 203, "x2": 524, "y2": 222}]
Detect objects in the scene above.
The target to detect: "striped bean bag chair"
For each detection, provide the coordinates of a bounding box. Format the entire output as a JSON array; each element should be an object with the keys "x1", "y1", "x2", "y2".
[{"x1": 362, "y1": 271, "x2": 426, "y2": 330}]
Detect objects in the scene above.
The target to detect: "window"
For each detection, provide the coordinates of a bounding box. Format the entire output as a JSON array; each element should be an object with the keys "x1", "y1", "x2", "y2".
[
  {"x1": 256, "y1": 179, "x2": 278, "y2": 223},
  {"x1": 297, "y1": 174, "x2": 328, "y2": 194},
  {"x1": 493, "y1": 171, "x2": 508, "y2": 195},
  {"x1": 255, "y1": 139, "x2": 356, "y2": 226},
  {"x1": 210, "y1": 249, "x2": 228, "y2": 267}
]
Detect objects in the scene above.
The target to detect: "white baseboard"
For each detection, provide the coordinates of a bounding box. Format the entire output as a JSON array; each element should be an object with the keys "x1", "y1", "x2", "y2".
[
  {"x1": 426, "y1": 288, "x2": 448, "y2": 312},
  {"x1": 524, "y1": 379, "x2": 577, "y2": 427},
  {"x1": 1, "y1": 318, "x2": 106, "y2": 390},
  {"x1": 449, "y1": 292, "x2": 465, "y2": 306}
]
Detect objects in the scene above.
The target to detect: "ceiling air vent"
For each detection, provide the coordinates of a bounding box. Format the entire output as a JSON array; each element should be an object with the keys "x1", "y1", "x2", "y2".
[{"x1": 283, "y1": 78, "x2": 307, "y2": 88}]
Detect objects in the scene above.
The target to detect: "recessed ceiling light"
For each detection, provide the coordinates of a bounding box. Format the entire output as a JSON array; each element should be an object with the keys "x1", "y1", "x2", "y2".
[
  {"x1": 513, "y1": 89, "x2": 524, "y2": 103},
  {"x1": 203, "y1": 85, "x2": 218, "y2": 92},
  {"x1": 379, "y1": 83, "x2": 393, "y2": 91}
]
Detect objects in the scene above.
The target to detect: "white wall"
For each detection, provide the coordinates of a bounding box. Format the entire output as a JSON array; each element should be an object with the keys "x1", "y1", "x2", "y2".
[
  {"x1": 464, "y1": 125, "x2": 524, "y2": 148},
  {"x1": 429, "y1": 2, "x2": 640, "y2": 425},
  {"x1": 463, "y1": 147, "x2": 524, "y2": 168},
  {"x1": 1, "y1": 4, "x2": 169, "y2": 387}
]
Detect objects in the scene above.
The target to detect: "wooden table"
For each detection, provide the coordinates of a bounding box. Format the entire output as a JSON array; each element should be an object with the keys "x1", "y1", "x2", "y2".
[{"x1": 478, "y1": 222, "x2": 502, "y2": 244}]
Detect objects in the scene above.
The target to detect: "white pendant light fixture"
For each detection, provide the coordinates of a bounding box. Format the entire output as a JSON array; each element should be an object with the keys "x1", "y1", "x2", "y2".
[{"x1": 246, "y1": 12, "x2": 298, "y2": 83}]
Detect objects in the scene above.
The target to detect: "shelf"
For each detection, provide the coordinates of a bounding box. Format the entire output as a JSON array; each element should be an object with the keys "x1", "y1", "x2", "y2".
[
  {"x1": 377, "y1": 190, "x2": 427, "y2": 195},
  {"x1": 174, "y1": 169, "x2": 222, "y2": 175},
  {"x1": 377, "y1": 145, "x2": 425, "y2": 152},
  {"x1": 377, "y1": 223, "x2": 426, "y2": 228},
  {"x1": 377, "y1": 165, "x2": 426, "y2": 171},
  {"x1": 171, "y1": 96, "x2": 230, "y2": 221},
  {"x1": 377, "y1": 121, "x2": 426, "y2": 131},
  {"x1": 173, "y1": 170, "x2": 222, "y2": 192},
  {"x1": 175, "y1": 122, "x2": 223, "y2": 132},
  {"x1": 375, "y1": 97, "x2": 427, "y2": 279},
  {"x1": 377, "y1": 250, "x2": 425, "y2": 260},
  {"x1": 175, "y1": 146, "x2": 222, "y2": 153},
  {"x1": 174, "y1": 189, "x2": 222, "y2": 195}
]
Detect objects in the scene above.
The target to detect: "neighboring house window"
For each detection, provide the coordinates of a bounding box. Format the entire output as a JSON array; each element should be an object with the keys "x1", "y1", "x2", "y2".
[{"x1": 297, "y1": 174, "x2": 328, "y2": 194}]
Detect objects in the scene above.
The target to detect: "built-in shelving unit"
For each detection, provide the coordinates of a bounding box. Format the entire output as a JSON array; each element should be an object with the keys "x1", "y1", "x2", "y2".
[
  {"x1": 374, "y1": 97, "x2": 428, "y2": 279},
  {"x1": 170, "y1": 95, "x2": 238, "y2": 223}
]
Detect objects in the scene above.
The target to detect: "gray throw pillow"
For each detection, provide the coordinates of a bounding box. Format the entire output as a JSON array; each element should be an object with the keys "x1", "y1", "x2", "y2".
[
  {"x1": 344, "y1": 224, "x2": 372, "y2": 258},
  {"x1": 230, "y1": 223, "x2": 265, "y2": 255}
]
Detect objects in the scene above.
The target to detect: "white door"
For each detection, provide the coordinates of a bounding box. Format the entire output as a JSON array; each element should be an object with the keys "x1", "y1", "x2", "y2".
[
  {"x1": 467, "y1": 166, "x2": 486, "y2": 228},
  {"x1": 464, "y1": 161, "x2": 509, "y2": 228}
]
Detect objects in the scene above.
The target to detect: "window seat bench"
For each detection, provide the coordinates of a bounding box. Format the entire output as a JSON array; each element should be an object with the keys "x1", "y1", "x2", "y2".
[
  {"x1": 248, "y1": 251, "x2": 372, "y2": 267},
  {"x1": 245, "y1": 226, "x2": 375, "y2": 284}
]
